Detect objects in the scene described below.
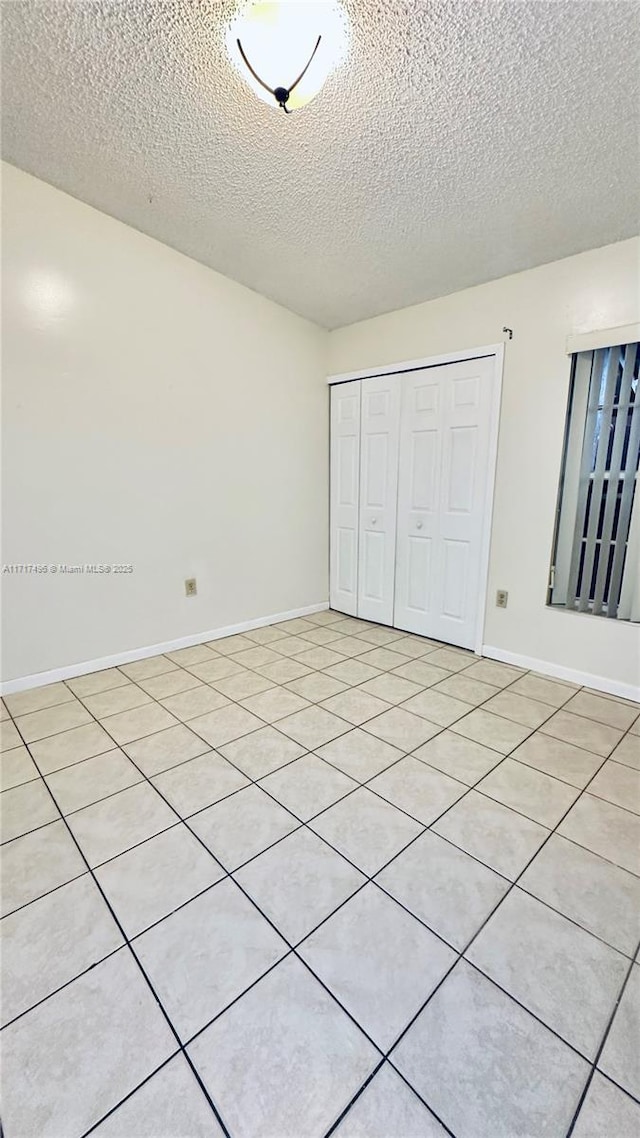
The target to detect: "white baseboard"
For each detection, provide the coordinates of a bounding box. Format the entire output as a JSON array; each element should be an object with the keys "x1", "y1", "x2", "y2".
[
  {"x1": 481, "y1": 644, "x2": 640, "y2": 703},
  {"x1": 0, "y1": 602, "x2": 330, "y2": 696}
]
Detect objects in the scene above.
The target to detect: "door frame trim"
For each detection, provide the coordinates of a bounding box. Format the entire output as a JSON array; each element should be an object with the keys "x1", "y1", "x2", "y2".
[{"x1": 327, "y1": 343, "x2": 506, "y2": 654}]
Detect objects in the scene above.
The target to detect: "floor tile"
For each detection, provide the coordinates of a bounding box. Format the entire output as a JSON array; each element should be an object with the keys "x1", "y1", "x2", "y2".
[
  {"x1": 231, "y1": 646, "x2": 283, "y2": 669},
  {"x1": 274, "y1": 634, "x2": 324, "y2": 656},
  {"x1": 482, "y1": 690, "x2": 555, "y2": 728},
  {"x1": 286, "y1": 672, "x2": 349, "y2": 702},
  {"x1": 1, "y1": 779, "x2": 59, "y2": 842},
  {"x1": 259, "y1": 753, "x2": 357, "y2": 821},
  {"x1": 358, "y1": 673, "x2": 423, "y2": 704},
  {"x1": 432, "y1": 789, "x2": 549, "y2": 879},
  {"x1": 208, "y1": 633, "x2": 256, "y2": 655},
  {"x1": 209, "y1": 669, "x2": 276, "y2": 699},
  {"x1": 310, "y1": 787, "x2": 423, "y2": 876},
  {"x1": 1, "y1": 743, "x2": 39, "y2": 790},
  {"x1": 598, "y1": 964, "x2": 640, "y2": 1100},
  {"x1": 30, "y1": 721, "x2": 116, "y2": 774},
  {"x1": 511, "y1": 732, "x2": 602, "y2": 788},
  {"x1": 0, "y1": 699, "x2": 7, "y2": 720},
  {"x1": 299, "y1": 626, "x2": 346, "y2": 646},
  {"x1": 244, "y1": 625, "x2": 288, "y2": 645},
  {"x1": 295, "y1": 646, "x2": 348, "y2": 670},
  {"x1": 120, "y1": 656, "x2": 177, "y2": 680},
  {"x1": 519, "y1": 833, "x2": 640, "y2": 956},
  {"x1": 610, "y1": 733, "x2": 640, "y2": 771},
  {"x1": 377, "y1": 830, "x2": 509, "y2": 950},
  {"x1": 159, "y1": 686, "x2": 230, "y2": 721},
  {"x1": 467, "y1": 888, "x2": 628, "y2": 1058},
  {"x1": 0, "y1": 820, "x2": 86, "y2": 917},
  {"x1": 413, "y1": 730, "x2": 502, "y2": 785},
  {"x1": 541, "y1": 709, "x2": 623, "y2": 757},
  {"x1": 589, "y1": 759, "x2": 640, "y2": 814},
  {"x1": 66, "y1": 781, "x2": 177, "y2": 867},
  {"x1": 188, "y1": 956, "x2": 378, "y2": 1138},
  {"x1": 188, "y1": 704, "x2": 264, "y2": 748},
  {"x1": 424, "y1": 648, "x2": 476, "y2": 673},
  {"x1": 1, "y1": 949, "x2": 176, "y2": 1138},
  {"x1": 190, "y1": 784, "x2": 299, "y2": 871},
  {"x1": 452, "y1": 708, "x2": 531, "y2": 754},
  {"x1": 92, "y1": 1055, "x2": 224, "y2": 1138},
  {"x1": 300, "y1": 884, "x2": 455, "y2": 1049},
  {"x1": 134, "y1": 669, "x2": 203, "y2": 700},
  {"x1": 46, "y1": 749, "x2": 142, "y2": 814},
  {"x1": 101, "y1": 703, "x2": 178, "y2": 745},
  {"x1": 316, "y1": 729, "x2": 404, "y2": 782},
  {"x1": 330, "y1": 617, "x2": 375, "y2": 634},
  {"x1": 324, "y1": 659, "x2": 383, "y2": 685},
  {"x1": 401, "y1": 689, "x2": 474, "y2": 727},
  {"x1": 276, "y1": 705, "x2": 350, "y2": 749},
  {"x1": 15, "y1": 700, "x2": 92, "y2": 743},
  {"x1": 123, "y1": 723, "x2": 210, "y2": 777},
  {"x1": 564, "y1": 691, "x2": 639, "y2": 732},
  {"x1": 386, "y1": 636, "x2": 440, "y2": 659},
  {"x1": 391, "y1": 660, "x2": 451, "y2": 687},
  {"x1": 257, "y1": 657, "x2": 314, "y2": 683},
  {"x1": 240, "y1": 687, "x2": 310, "y2": 723},
  {"x1": 356, "y1": 626, "x2": 406, "y2": 646},
  {"x1": 320, "y1": 689, "x2": 389, "y2": 725},
  {"x1": 1, "y1": 874, "x2": 123, "y2": 1026},
  {"x1": 476, "y1": 757, "x2": 579, "y2": 827},
  {"x1": 558, "y1": 793, "x2": 640, "y2": 876},
  {"x1": 572, "y1": 1072, "x2": 640, "y2": 1138},
  {"x1": 152, "y1": 752, "x2": 249, "y2": 817},
  {"x1": 95, "y1": 822, "x2": 223, "y2": 938},
  {"x1": 219, "y1": 725, "x2": 305, "y2": 779},
  {"x1": 432, "y1": 673, "x2": 499, "y2": 706},
  {"x1": 0, "y1": 719, "x2": 22, "y2": 751},
  {"x1": 363, "y1": 707, "x2": 440, "y2": 752},
  {"x1": 83, "y1": 685, "x2": 152, "y2": 719},
  {"x1": 187, "y1": 657, "x2": 245, "y2": 683},
  {"x1": 326, "y1": 635, "x2": 377, "y2": 658},
  {"x1": 461, "y1": 659, "x2": 526, "y2": 688},
  {"x1": 334, "y1": 1063, "x2": 448, "y2": 1138},
  {"x1": 234, "y1": 827, "x2": 364, "y2": 943},
  {"x1": 305, "y1": 610, "x2": 344, "y2": 625},
  {"x1": 508, "y1": 672, "x2": 578, "y2": 707},
  {"x1": 391, "y1": 960, "x2": 588, "y2": 1138},
  {"x1": 356, "y1": 648, "x2": 411, "y2": 672},
  {"x1": 135, "y1": 878, "x2": 287, "y2": 1040},
  {"x1": 5, "y1": 681, "x2": 75, "y2": 717},
  {"x1": 630, "y1": 717, "x2": 640, "y2": 735},
  {"x1": 166, "y1": 644, "x2": 218, "y2": 666},
  {"x1": 368, "y1": 756, "x2": 466, "y2": 825},
  {"x1": 273, "y1": 617, "x2": 317, "y2": 634}
]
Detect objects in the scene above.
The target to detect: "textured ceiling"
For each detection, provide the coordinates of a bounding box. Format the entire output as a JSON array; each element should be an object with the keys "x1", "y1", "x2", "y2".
[{"x1": 2, "y1": 1, "x2": 639, "y2": 329}]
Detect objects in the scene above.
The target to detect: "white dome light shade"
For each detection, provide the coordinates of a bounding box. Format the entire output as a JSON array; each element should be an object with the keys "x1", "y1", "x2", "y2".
[{"x1": 227, "y1": 2, "x2": 348, "y2": 112}]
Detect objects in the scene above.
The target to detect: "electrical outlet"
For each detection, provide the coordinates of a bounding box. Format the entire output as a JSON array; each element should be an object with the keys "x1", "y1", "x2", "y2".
[
  {"x1": 496, "y1": 589, "x2": 508, "y2": 609},
  {"x1": 185, "y1": 578, "x2": 197, "y2": 597}
]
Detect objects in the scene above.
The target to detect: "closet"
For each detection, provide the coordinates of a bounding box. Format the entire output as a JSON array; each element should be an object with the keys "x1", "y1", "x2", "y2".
[{"x1": 329, "y1": 353, "x2": 500, "y2": 650}]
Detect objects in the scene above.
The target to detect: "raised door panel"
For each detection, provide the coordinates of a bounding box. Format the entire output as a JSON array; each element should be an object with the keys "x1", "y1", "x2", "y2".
[
  {"x1": 357, "y1": 376, "x2": 401, "y2": 623},
  {"x1": 330, "y1": 381, "x2": 361, "y2": 615}
]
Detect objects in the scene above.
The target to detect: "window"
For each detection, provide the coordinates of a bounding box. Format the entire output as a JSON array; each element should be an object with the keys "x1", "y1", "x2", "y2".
[{"x1": 549, "y1": 341, "x2": 640, "y2": 621}]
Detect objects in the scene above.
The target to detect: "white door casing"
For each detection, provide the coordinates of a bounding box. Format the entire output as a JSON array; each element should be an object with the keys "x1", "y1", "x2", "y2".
[
  {"x1": 394, "y1": 356, "x2": 496, "y2": 648},
  {"x1": 357, "y1": 375, "x2": 402, "y2": 623},
  {"x1": 329, "y1": 381, "x2": 361, "y2": 615}
]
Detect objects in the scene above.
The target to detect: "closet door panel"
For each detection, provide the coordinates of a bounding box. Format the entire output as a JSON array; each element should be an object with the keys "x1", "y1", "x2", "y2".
[
  {"x1": 330, "y1": 381, "x2": 361, "y2": 615},
  {"x1": 357, "y1": 377, "x2": 401, "y2": 623}
]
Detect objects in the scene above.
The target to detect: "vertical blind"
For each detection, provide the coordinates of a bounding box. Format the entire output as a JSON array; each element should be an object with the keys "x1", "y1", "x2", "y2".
[{"x1": 562, "y1": 341, "x2": 640, "y2": 617}]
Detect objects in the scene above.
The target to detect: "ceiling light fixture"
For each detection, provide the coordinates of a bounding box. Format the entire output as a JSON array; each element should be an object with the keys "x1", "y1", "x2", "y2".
[{"x1": 228, "y1": 1, "x2": 348, "y2": 114}]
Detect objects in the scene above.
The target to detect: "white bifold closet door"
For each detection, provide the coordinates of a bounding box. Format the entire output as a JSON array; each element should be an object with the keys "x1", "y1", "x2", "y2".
[
  {"x1": 394, "y1": 356, "x2": 495, "y2": 648},
  {"x1": 329, "y1": 380, "x2": 361, "y2": 615},
  {"x1": 357, "y1": 376, "x2": 402, "y2": 624}
]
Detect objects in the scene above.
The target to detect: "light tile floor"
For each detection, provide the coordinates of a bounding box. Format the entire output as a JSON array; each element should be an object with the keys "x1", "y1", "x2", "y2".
[{"x1": 2, "y1": 610, "x2": 640, "y2": 1138}]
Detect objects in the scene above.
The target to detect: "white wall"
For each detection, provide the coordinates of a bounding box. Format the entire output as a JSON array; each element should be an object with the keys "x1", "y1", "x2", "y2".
[
  {"x1": 328, "y1": 239, "x2": 640, "y2": 694},
  {"x1": 1, "y1": 164, "x2": 328, "y2": 683}
]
